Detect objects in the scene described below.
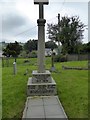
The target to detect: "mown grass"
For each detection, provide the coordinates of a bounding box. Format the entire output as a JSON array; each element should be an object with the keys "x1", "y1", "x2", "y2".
[
  {"x1": 0, "y1": 58, "x2": 2, "y2": 120},
  {"x1": 2, "y1": 57, "x2": 88, "y2": 118},
  {"x1": 53, "y1": 67, "x2": 88, "y2": 118}
]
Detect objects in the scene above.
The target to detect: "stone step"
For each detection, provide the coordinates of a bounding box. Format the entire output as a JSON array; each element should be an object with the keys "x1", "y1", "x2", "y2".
[
  {"x1": 27, "y1": 77, "x2": 57, "y2": 96},
  {"x1": 22, "y1": 96, "x2": 68, "y2": 119},
  {"x1": 32, "y1": 70, "x2": 52, "y2": 83}
]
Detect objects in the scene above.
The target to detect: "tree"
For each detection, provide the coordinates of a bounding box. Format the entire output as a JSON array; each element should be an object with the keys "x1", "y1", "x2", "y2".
[
  {"x1": 78, "y1": 42, "x2": 90, "y2": 54},
  {"x1": 45, "y1": 41, "x2": 57, "y2": 72},
  {"x1": 47, "y1": 16, "x2": 86, "y2": 54},
  {"x1": 45, "y1": 41, "x2": 57, "y2": 50},
  {"x1": 24, "y1": 39, "x2": 38, "y2": 53},
  {"x1": 3, "y1": 41, "x2": 22, "y2": 62}
]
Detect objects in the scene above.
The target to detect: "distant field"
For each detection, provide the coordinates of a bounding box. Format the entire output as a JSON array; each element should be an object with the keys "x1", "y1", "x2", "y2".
[{"x1": 2, "y1": 57, "x2": 88, "y2": 118}]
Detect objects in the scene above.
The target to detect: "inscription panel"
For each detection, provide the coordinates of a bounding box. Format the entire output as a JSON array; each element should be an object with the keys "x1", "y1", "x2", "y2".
[
  {"x1": 32, "y1": 74, "x2": 51, "y2": 83},
  {"x1": 27, "y1": 84, "x2": 56, "y2": 96}
]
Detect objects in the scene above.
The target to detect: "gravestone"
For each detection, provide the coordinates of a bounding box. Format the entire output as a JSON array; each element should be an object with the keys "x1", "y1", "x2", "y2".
[
  {"x1": 13, "y1": 62, "x2": 17, "y2": 75},
  {"x1": 27, "y1": 0, "x2": 57, "y2": 96}
]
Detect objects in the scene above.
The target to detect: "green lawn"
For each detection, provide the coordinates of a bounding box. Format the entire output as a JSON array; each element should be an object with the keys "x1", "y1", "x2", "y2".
[
  {"x1": 2, "y1": 57, "x2": 88, "y2": 118},
  {"x1": 0, "y1": 58, "x2": 2, "y2": 120}
]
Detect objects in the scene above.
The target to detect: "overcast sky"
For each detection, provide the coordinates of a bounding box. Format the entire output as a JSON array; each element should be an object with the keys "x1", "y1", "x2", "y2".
[{"x1": 0, "y1": 0, "x2": 88, "y2": 43}]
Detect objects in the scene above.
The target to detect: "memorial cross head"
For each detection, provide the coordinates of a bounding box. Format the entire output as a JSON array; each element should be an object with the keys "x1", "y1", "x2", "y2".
[
  {"x1": 34, "y1": 0, "x2": 49, "y2": 5},
  {"x1": 34, "y1": 0, "x2": 49, "y2": 20}
]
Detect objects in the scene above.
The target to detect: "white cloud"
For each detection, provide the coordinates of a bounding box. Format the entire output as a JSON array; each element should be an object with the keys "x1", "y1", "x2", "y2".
[{"x1": 16, "y1": 0, "x2": 38, "y2": 23}]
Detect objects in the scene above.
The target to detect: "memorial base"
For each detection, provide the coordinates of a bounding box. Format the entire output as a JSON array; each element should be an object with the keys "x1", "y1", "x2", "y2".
[{"x1": 27, "y1": 70, "x2": 57, "y2": 96}]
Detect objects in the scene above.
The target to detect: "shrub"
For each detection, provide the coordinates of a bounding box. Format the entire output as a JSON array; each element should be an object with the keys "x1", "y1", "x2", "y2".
[
  {"x1": 54, "y1": 54, "x2": 67, "y2": 62},
  {"x1": 30, "y1": 51, "x2": 37, "y2": 58},
  {"x1": 24, "y1": 60, "x2": 30, "y2": 63}
]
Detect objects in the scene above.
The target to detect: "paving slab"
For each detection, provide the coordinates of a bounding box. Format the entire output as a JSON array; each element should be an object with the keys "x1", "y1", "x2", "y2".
[{"x1": 22, "y1": 96, "x2": 68, "y2": 119}]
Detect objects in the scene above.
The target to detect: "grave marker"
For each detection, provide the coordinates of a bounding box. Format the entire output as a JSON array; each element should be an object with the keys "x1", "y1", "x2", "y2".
[{"x1": 13, "y1": 62, "x2": 17, "y2": 75}]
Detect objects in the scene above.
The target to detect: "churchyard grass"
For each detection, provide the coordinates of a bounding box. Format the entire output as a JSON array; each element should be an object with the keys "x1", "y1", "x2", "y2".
[
  {"x1": 0, "y1": 58, "x2": 2, "y2": 120},
  {"x1": 53, "y1": 61, "x2": 88, "y2": 118},
  {"x1": 2, "y1": 57, "x2": 88, "y2": 118}
]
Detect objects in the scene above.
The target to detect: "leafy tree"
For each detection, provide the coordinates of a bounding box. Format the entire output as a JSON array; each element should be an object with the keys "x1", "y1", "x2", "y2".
[
  {"x1": 24, "y1": 39, "x2": 38, "y2": 53},
  {"x1": 78, "y1": 42, "x2": 90, "y2": 54},
  {"x1": 3, "y1": 41, "x2": 22, "y2": 62},
  {"x1": 45, "y1": 41, "x2": 57, "y2": 50},
  {"x1": 47, "y1": 16, "x2": 86, "y2": 54},
  {"x1": 45, "y1": 41, "x2": 57, "y2": 71}
]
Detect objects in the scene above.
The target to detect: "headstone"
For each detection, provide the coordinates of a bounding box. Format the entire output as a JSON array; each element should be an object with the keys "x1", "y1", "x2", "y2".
[{"x1": 13, "y1": 62, "x2": 17, "y2": 75}]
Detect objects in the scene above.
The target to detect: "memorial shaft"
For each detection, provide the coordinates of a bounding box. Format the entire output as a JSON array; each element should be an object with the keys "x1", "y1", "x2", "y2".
[{"x1": 37, "y1": 4, "x2": 46, "y2": 73}]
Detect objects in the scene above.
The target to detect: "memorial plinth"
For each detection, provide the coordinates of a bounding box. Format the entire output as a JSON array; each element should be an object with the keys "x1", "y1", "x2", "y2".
[{"x1": 27, "y1": 71, "x2": 57, "y2": 96}]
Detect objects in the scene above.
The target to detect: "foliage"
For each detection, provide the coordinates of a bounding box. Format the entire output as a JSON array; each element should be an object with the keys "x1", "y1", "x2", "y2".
[
  {"x1": 47, "y1": 16, "x2": 86, "y2": 54},
  {"x1": 45, "y1": 40, "x2": 57, "y2": 50},
  {"x1": 54, "y1": 54, "x2": 67, "y2": 62},
  {"x1": 2, "y1": 41, "x2": 22, "y2": 58},
  {"x1": 24, "y1": 39, "x2": 58, "y2": 52},
  {"x1": 30, "y1": 51, "x2": 37, "y2": 58},
  {"x1": 24, "y1": 39, "x2": 38, "y2": 53},
  {"x1": 78, "y1": 42, "x2": 90, "y2": 54},
  {"x1": 19, "y1": 50, "x2": 28, "y2": 58}
]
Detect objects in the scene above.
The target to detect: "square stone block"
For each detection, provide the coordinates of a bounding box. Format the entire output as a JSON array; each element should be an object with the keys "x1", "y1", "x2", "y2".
[
  {"x1": 32, "y1": 70, "x2": 52, "y2": 83},
  {"x1": 27, "y1": 77, "x2": 57, "y2": 96}
]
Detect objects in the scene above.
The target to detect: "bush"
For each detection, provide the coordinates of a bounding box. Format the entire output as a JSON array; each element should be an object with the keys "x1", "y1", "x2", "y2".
[
  {"x1": 24, "y1": 60, "x2": 30, "y2": 63},
  {"x1": 54, "y1": 54, "x2": 67, "y2": 62},
  {"x1": 30, "y1": 51, "x2": 37, "y2": 58}
]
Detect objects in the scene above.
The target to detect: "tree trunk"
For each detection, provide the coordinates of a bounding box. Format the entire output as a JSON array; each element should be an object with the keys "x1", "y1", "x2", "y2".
[
  {"x1": 14, "y1": 58, "x2": 17, "y2": 62},
  {"x1": 6, "y1": 57, "x2": 9, "y2": 67},
  {"x1": 58, "y1": 41, "x2": 61, "y2": 55},
  {"x1": 51, "y1": 50, "x2": 54, "y2": 67}
]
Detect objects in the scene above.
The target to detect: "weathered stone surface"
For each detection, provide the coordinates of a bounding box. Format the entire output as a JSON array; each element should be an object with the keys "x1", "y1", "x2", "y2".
[
  {"x1": 32, "y1": 70, "x2": 52, "y2": 83},
  {"x1": 62, "y1": 65, "x2": 89, "y2": 70},
  {"x1": 22, "y1": 96, "x2": 67, "y2": 119},
  {"x1": 27, "y1": 77, "x2": 57, "y2": 96}
]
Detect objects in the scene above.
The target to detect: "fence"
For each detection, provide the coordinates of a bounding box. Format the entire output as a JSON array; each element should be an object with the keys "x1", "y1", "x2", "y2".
[{"x1": 67, "y1": 54, "x2": 89, "y2": 61}]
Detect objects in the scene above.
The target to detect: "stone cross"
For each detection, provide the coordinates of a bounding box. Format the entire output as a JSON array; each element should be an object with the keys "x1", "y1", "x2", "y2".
[{"x1": 34, "y1": 0, "x2": 49, "y2": 73}]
